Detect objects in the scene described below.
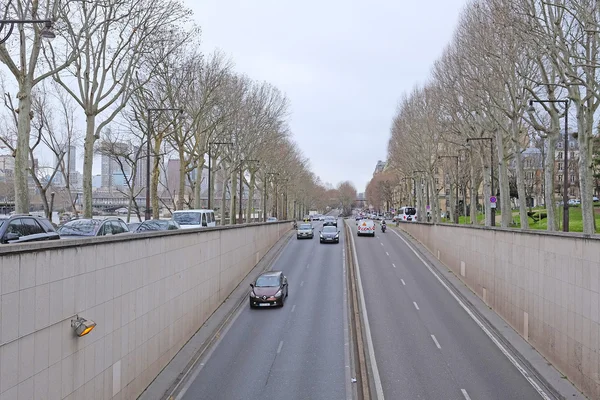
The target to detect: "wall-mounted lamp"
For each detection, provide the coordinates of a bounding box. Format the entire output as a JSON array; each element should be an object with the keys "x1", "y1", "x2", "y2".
[{"x1": 71, "y1": 316, "x2": 96, "y2": 337}]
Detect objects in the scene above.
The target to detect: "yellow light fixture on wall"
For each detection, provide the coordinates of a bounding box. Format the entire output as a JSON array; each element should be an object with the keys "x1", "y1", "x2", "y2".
[{"x1": 71, "y1": 316, "x2": 96, "y2": 337}]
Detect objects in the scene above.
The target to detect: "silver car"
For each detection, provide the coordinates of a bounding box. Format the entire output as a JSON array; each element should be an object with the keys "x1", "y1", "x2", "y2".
[{"x1": 296, "y1": 223, "x2": 314, "y2": 239}]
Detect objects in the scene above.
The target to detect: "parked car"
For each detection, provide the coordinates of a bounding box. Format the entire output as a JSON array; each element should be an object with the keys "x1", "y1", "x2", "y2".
[
  {"x1": 172, "y1": 209, "x2": 216, "y2": 229},
  {"x1": 267, "y1": 217, "x2": 278, "y2": 222},
  {"x1": 0, "y1": 214, "x2": 60, "y2": 244},
  {"x1": 134, "y1": 219, "x2": 180, "y2": 233},
  {"x1": 296, "y1": 223, "x2": 314, "y2": 239},
  {"x1": 57, "y1": 217, "x2": 130, "y2": 238},
  {"x1": 128, "y1": 222, "x2": 141, "y2": 232},
  {"x1": 249, "y1": 271, "x2": 288, "y2": 308}
]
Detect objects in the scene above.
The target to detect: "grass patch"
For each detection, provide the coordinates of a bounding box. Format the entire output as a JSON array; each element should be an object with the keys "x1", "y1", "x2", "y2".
[{"x1": 510, "y1": 207, "x2": 600, "y2": 233}]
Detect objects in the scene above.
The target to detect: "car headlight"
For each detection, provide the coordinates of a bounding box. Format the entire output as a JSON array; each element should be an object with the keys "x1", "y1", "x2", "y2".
[
  {"x1": 275, "y1": 290, "x2": 282, "y2": 297},
  {"x1": 335, "y1": 233, "x2": 339, "y2": 238},
  {"x1": 320, "y1": 233, "x2": 324, "y2": 238}
]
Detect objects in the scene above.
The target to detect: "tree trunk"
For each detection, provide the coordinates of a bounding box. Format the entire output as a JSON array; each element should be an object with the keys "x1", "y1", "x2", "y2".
[
  {"x1": 246, "y1": 172, "x2": 256, "y2": 223},
  {"x1": 194, "y1": 158, "x2": 205, "y2": 209},
  {"x1": 151, "y1": 137, "x2": 161, "y2": 219},
  {"x1": 544, "y1": 133, "x2": 557, "y2": 231},
  {"x1": 448, "y1": 182, "x2": 455, "y2": 223},
  {"x1": 82, "y1": 115, "x2": 96, "y2": 218},
  {"x1": 512, "y1": 119, "x2": 529, "y2": 229},
  {"x1": 209, "y1": 158, "x2": 216, "y2": 211},
  {"x1": 220, "y1": 167, "x2": 228, "y2": 225},
  {"x1": 577, "y1": 106, "x2": 595, "y2": 234},
  {"x1": 479, "y1": 150, "x2": 492, "y2": 226},
  {"x1": 177, "y1": 148, "x2": 186, "y2": 210},
  {"x1": 229, "y1": 170, "x2": 237, "y2": 225},
  {"x1": 496, "y1": 130, "x2": 511, "y2": 227},
  {"x1": 14, "y1": 83, "x2": 33, "y2": 214},
  {"x1": 470, "y1": 159, "x2": 477, "y2": 224}
]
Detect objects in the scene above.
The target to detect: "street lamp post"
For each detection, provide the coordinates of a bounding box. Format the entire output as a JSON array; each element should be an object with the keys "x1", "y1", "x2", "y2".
[
  {"x1": 146, "y1": 108, "x2": 182, "y2": 221},
  {"x1": 467, "y1": 137, "x2": 495, "y2": 226},
  {"x1": 438, "y1": 156, "x2": 459, "y2": 224},
  {"x1": 238, "y1": 159, "x2": 259, "y2": 223},
  {"x1": 207, "y1": 141, "x2": 233, "y2": 210},
  {"x1": 528, "y1": 99, "x2": 570, "y2": 232}
]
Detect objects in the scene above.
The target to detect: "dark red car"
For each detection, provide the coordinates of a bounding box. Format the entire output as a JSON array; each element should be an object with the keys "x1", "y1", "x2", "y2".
[{"x1": 249, "y1": 271, "x2": 288, "y2": 308}]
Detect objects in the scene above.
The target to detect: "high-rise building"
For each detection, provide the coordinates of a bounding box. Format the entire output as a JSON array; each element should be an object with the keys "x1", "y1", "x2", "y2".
[{"x1": 101, "y1": 142, "x2": 131, "y2": 189}]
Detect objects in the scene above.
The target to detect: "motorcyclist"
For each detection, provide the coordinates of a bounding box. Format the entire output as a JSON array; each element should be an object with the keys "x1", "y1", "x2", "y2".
[{"x1": 381, "y1": 219, "x2": 386, "y2": 232}]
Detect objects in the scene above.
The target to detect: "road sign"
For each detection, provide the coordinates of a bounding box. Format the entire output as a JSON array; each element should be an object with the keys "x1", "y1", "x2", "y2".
[
  {"x1": 491, "y1": 203, "x2": 497, "y2": 209},
  {"x1": 490, "y1": 196, "x2": 497, "y2": 203},
  {"x1": 426, "y1": 205, "x2": 430, "y2": 210}
]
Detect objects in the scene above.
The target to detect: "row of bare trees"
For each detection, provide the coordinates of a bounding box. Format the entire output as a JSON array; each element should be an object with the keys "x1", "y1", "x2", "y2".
[
  {"x1": 377, "y1": 0, "x2": 600, "y2": 234},
  {"x1": 0, "y1": 0, "x2": 329, "y2": 222}
]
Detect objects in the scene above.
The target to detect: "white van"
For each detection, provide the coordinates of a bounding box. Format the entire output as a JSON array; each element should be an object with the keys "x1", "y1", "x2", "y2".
[
  {"x1": 357, "y1": 219, "x2": 376, "y2": 236},
  {"x1": 396, "y1": 206, "x2": 417, "y2": 222},
  {"x1": 172, "y1": 209, "x2": 216, "y2": 229}
]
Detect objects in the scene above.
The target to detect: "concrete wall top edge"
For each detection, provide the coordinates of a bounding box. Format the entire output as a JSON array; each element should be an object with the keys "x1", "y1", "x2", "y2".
[
  {"x1": 0, "y1": 220, "x2": 294, "y2": 255},
  {"x1": 410, "y1": 221, "x2": 599, "y2": 241}
]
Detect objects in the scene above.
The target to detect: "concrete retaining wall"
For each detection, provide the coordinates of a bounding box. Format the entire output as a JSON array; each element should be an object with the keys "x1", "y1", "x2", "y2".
[
  {"x1": 0, "y1": 221, "x2": 290, "y2": 400},
  {"x1": 399, "y1": 223, "x2": 600, "y2": 399}
]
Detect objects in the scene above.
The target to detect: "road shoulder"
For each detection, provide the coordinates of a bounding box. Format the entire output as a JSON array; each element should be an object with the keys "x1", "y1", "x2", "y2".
[
  {"x1": 138, "y1": 230, "x2": 294, "y2": 400},
  {"x1": 393, "y1": 226, "x2": 585, "y2": 400}
]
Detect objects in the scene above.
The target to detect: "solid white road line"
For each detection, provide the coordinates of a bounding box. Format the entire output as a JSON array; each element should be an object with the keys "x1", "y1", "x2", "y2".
[
  {"x1": 461, "y1": 389, "x2": 472, "y2": 400},
  {"x1": 348, "y1": 223, "x2": 385, "y2": 400},
  {"x1": 291, "y1": 305, "x2": 296, "y2": 313},
  {"x1": 389, "y1": 229, "x2": 552, "y2": 400},
  {"x1": 431, "y1": 334, "x2": 441, "y2": 349},
  {"x1": 277, "y1": 340, "x2": 283, "y2": 354},
  {"x1": 413, "y1": 302, "x2": 420, "y2": 310},
  {"x1": 401, "y1": 279, "x2": 406, "y2": 285},
  {"x1": 392, "y1": 263, "x2": 397, "y2": 268}
]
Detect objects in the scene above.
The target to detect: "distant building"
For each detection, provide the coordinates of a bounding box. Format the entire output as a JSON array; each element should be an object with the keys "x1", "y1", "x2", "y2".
[
  {"x1": 373, "y1": 160, "x2": 386, "y2": 176},
  {"x1": 101, "y1": 141, "x2": 130, "y2": 190},
  {"x1": 554, "y1": 133, "x2": 580, "y2": 199},
  {"x1": 0, "y1": 155, "x2": 14, "y2": 182},
  {"x1": 92, "y1": 174, "x2": 102, "y2": 189}
]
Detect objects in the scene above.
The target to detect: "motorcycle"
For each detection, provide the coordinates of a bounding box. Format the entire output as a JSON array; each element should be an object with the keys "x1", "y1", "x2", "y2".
[{"x1": 381, "y1": 224, "x2": 386, "y2": 233}]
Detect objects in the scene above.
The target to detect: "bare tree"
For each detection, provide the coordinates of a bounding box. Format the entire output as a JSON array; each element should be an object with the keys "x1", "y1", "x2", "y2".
[
  {"x1": 52, "y1": 0, "x2": 195, "y2": 218},
  {"x1": 0, "y1": 0, "x2": 78, "y2": 213}
]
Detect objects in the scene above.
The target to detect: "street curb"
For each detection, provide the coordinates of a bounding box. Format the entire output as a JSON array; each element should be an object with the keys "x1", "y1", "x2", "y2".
[
  {"x1": 393, "y1": 226, "x2": 585, "y2": 400},
  {"x1": 138, "y1": 229, "x2": 294, "y2": 400}
]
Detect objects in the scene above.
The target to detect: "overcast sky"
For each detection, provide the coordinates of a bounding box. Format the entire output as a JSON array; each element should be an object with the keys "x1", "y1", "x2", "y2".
[{"x1": 185, "y1": 0, "x2": 468, "y2": 192}]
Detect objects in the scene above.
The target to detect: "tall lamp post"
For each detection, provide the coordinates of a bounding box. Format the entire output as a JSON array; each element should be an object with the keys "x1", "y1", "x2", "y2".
[
  {"x1": 146, "y1": 108, "x2": 182, "y2": 220},
  {"x1": 239, "y1": 159, "x2": 259, "y2": 223},
  {"x1": 207, "y1": 141, "x2": 233, "y2": 210},
  {"x1": 467, "y1": 137, "x2": 495, "y2": 226},
  {"x1": 528, "y1": 99, "x2": 570, "y2": 232},
  {"x1": 438, "y1": 156, "x2": 459, "y2": 224}
]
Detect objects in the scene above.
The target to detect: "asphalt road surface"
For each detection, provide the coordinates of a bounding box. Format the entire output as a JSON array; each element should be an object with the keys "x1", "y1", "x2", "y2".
[
  {"x1": 349, "y1": 219, "x2": 543, "y2": 400},
  {"x1": 181, "y1": 217, "x2": 350, "y2": 400}
]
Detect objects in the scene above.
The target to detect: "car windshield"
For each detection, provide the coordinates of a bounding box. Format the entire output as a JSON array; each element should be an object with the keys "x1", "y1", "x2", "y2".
[
  {"x1": 173, "y1": 212, "x2": 201, "y2": 225},
  {"x1": 405, "y1": 208, "x2": 417, "y2": 215},
  {"x1": 299, "y1": 224, "x2": 312, "y2": 229},
  {"x1": 323, "y1": 226, "x2": 337, "y2": 233},
  {"x1": 136, "y1": 220, "x2": 169, "y2": 231},
  {"x1": 57, "y1": 220, "x2": 99, "y2": 236},
  {"x1": 255, "y1": 275, "x2": 280, "y2": 287}
]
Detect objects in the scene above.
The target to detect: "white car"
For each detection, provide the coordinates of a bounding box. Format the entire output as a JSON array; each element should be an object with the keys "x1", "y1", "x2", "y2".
[{"x1": 357, "y1": 219, "x2": 376, "y2": 237}]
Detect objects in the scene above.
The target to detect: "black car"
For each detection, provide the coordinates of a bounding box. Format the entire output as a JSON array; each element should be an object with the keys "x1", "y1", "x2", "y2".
[
  {"x1": 57, "y1": 217, "x2": 130, "y2": 238},
  {"x1": 0, "y1": 214, "x2": 60, "y2": 244},
  {"x1": 134, "y1": 219, "x2": 180, "y2": 233},
  {"x1": 323, "y1": 216, "x2": 337, "y2": 227},
  {"x1": 249, "y1": 271, "x2": 288, "y2": 308},
  {"x1": 319, "y1": 225, "x2": 340, "y2": 243}
]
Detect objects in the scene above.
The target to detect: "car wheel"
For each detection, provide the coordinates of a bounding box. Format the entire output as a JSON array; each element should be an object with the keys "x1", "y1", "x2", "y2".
[{"x1": 249, "y1": 300, "x2": 256, "y2": 309}]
